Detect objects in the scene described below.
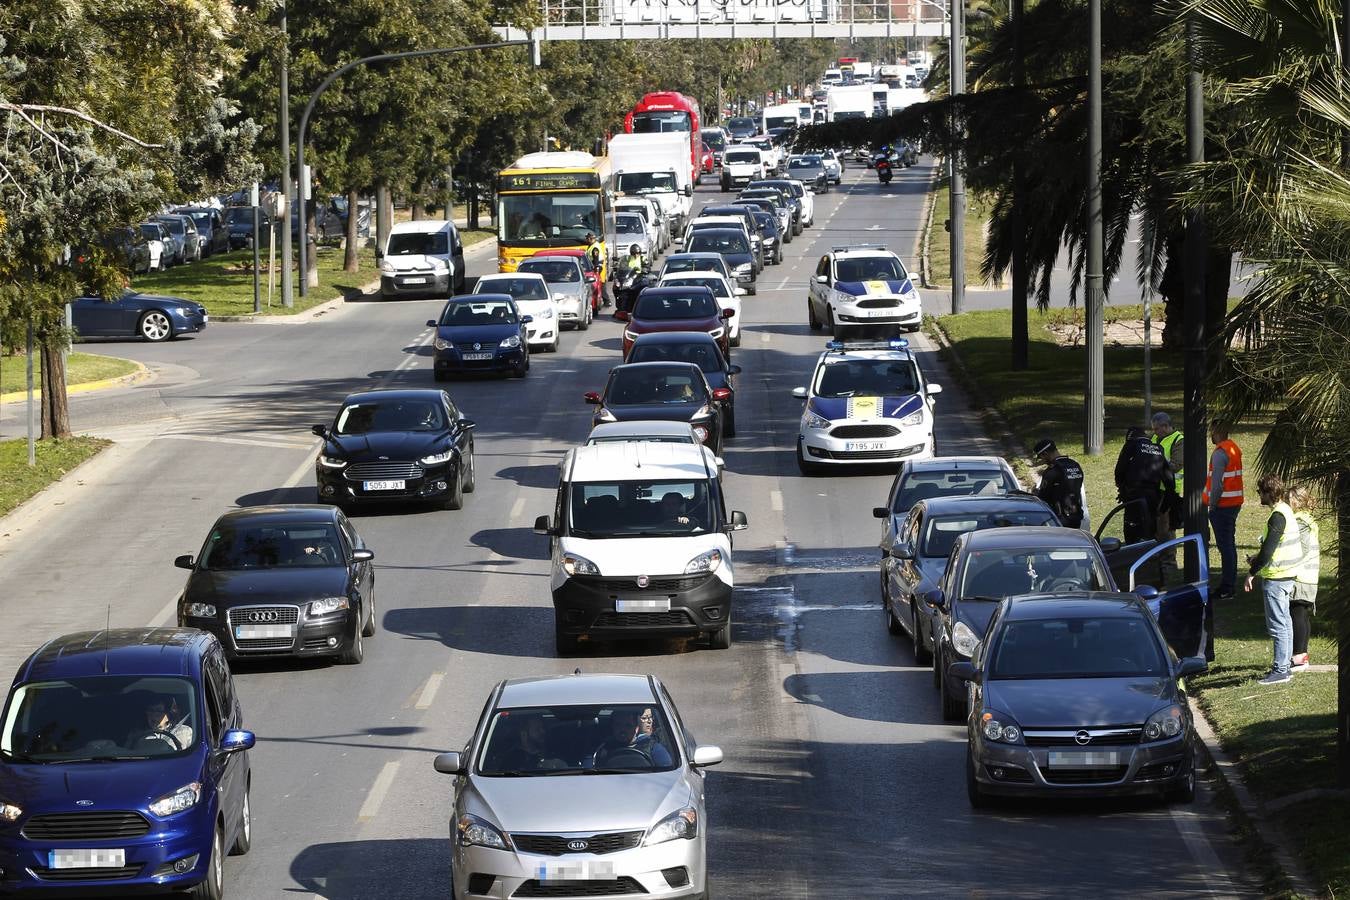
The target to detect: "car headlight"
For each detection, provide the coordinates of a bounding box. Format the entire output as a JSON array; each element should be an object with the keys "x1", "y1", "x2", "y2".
[
  {"x1": 318, "y1": 455, "x2": 348, "y2": 469},
  {"x1": 308, "y1": 596, "x2": 350, "y2": 616},
  {"x1": 733, "y1": 263, "x2": 752, "y2": 274},
  {"x1": 685, "y1": 549, "x2": 723, "y2": 574},
  {"x1": 185, "y1": 602, "x2": 216, "y2": 618},
  {"x1": 623, "y1": 330, "x2": 639, "y2": 341},
  {"x1": 428, "y1": 258, "x2": 449, "y2": 272},
  {"x1": 174, "y1": 306, "x2": 195, "y2": 317},
  {"x1": 596, "y1": 407, "x2": 617, "y2": 423},
  {"x1": 951, "y1": 620, "x2": 980, "y2": 658},
  {"x1": 149, "y1": 783, "x2": 201, "y2": 817},
  {"x1": 499, "y1": 335, "x2": 521, "y2": 349},
  {"x1": 457, "y1": 814, "x2": 512, "y2": 851},
  {"x1": 421, "y1": 450, "x2": 454, "y2": 465},
  {"x1": 0, "y1": 801, "x2": 22, "y2": 823},
  {"x1": 434, "y1": 337, "x2": 451, "y2": 351},
  {"x1": 538, "y1": 306, "x2": 554, "y2": 319},
  {"x1": 378, "y1": 261, "x2": 394, "y2": 275},
  {"x1": 1142, "y1": 705, "x2": 1184, "y2": 742},
  {"x1": 897, "y1": 410, "x2": 924, "y2": 427},
  {"x1": 644, "y1": 807, "x2": 698, "y2": 846},
  {"x1": 802, "y1": 410, "x2": 831, "y2": 430},
  {"x1": 979, "y1": 710, "x2": 1023, "y2": 744},
  {"x1": 561, "y1": 553, "x2": 600, "y2": 577}
]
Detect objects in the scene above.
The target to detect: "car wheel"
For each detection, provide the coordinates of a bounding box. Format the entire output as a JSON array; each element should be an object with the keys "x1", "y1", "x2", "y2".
[
  {"x1": 579, "y1": 305, "x2": 591, "y2": 331},
  {"x1": 1167, "y1": 752, "x2": 1197, "y2": 804},
  {"x1": 548, "y1": 332, "x2": 560, "y2": 353},
  {"x1": 807, "y1": 298, "x2": 821, "y2": 330},
  {"x1": 748, "y1": 282, "x2": 757, "y2": 296},
  {"x1": 442, "y1": 462, "x2": 465, "y2": 510},
  {"x1": 709, "y1": 612, "x2": 731, "y2": 650},
  {"x1": 462, "y1": 444, "x2": 476, "y2": 493},
  {"x1": 555, "y1": 622, "x2": 579, "y2": 657},
  {"x1": 796, "y1": 439, "x2": 824, "y2": 477},
  {"x1": 339, "y1": 613, "x2": 365, "y2": 664},
  {"x1": 885, "y1": 602, "x2": 902, "y2": 636},
  {"x1": 939, "y1": 650, "x2": 964, "y2": 721},
  {"x1": 912, "y1": 607, "x2": 933, "y2": 665},
  {"x1": 229, "y1": 781, "x2": 252, "y2": 856},
  {"x1": 731, "y1": 331, "x2": 741, "y2": 348},
  {"x1": 139, "y1": 311, "x2": 173, "y2": 342},
  {"x1": 361, "y1": 592, "x2": 377, "y2": 637},
  {"x1": 188, "y1": 824, "x2": 224, "y2": 900},
  {"x1": 966, "y1": 744, "x2": 990, "y2": 809},
  {"x1": 825, "y1": 306, "x2": 838, "y2": 338}
]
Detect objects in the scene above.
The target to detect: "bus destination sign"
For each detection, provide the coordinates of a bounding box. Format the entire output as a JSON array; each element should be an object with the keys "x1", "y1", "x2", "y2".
[{"x1": 499, "y1": 171, "x2": 601, "y2": 192}]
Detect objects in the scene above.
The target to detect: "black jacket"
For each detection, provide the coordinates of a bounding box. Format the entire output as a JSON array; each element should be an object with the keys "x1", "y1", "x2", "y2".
[
  {"x1": 1114, "y1": 436, "x2": 1173, "y2": 495},
  {"x1": 1037, "y1": 455, "x2": 1086, "y2": 528}
]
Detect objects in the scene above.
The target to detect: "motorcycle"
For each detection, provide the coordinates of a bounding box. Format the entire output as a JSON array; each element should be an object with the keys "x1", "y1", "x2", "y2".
[
  {"x1": 611, "y1": 259, "x2": 653, "y2": 314},
  {"x1": 876, "y1": 157, "x2": 893, "y2": 185}
]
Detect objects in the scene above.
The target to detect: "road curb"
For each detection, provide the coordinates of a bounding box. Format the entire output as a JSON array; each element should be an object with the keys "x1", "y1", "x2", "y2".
[
  {"x1": 918, "y1": 165, "x2": 939, "y2": 289},
  {"x1": 0, "y1": 360, "x2": 152, "y2": 405}
]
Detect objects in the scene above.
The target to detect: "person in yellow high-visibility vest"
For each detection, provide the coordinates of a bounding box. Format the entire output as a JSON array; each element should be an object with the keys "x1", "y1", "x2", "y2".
[
  {"x1": 1244, "y1": 475, "x2": 1303, "y2": 685},
  {"x1": 1288, "y1": 485, "x2": 1320, "y2": 672}
]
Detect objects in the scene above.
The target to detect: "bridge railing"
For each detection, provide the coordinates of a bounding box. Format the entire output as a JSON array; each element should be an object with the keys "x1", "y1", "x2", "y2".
[{"x1": 523, "y1": 0, "x2": 947, "y2": 29}]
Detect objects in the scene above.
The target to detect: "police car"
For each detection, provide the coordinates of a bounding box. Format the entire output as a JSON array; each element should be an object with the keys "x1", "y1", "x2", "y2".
[
  {"x1": 807, "y1": 245, "x2": 923, "y2": 339},
  {"x1": 792, "y1": 339, "x2": 942, "y2": 475}
]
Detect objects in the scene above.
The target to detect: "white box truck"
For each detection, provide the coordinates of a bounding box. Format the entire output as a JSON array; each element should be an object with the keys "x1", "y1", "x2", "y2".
[
  {"x1": 827, "y1": 85, "x2": 874, "y2": 121},
  {"x1": 608, "y1": 132, "x2": 694, "y2": 238},
  {"x1": 762, "y1": 103, "x2": 802, "y2": 133}
]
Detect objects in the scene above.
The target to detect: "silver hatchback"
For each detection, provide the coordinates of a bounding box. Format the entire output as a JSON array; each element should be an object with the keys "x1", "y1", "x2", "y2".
[{"x1": 434, "y1": 674, "x2": 722, "y2": 899}]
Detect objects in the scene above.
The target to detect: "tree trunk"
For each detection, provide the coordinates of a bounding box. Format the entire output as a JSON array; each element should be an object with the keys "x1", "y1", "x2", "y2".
[
  {"x1": 1339, "y1": 471, "x2": 1350, "y2": 787},
  {"x1": 39, "y1": 342, "x2": 70, "y2": 439},
  {"x1": 343, "y1": 188, "x2": 360, "y2": 273},
  {"x1": 410, "y1": 195, "x2": 425, "y2": 221},
  {"x1": 305, "y1": 196, "x2": 319, "y2": 289},
  {"x1": 375, "y1": 181, "x2": 391, "y2": 257},
  {"x1": 468, "y1": 182, "x2": 479, "y2": 231}
]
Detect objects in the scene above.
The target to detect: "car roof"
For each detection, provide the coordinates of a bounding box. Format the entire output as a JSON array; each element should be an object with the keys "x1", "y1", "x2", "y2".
[
  {"x1": 611, "y1": 361, "x2": 703, "y2": 376},
  {"x1": 17, "y1": 628, "x2": 212, "y2": 683},
  {"x1": 340, "y1": 388, "x2": 446, "y2": 405},
  {"x1": 630, "y1": 330, "x2": 719, "y2": 346},
  {"x1": 498, "y1": 674, "x2": 657, "y2": 709},
  {"x1": 448, "y1": 292, "x2": 513, "y2": 304},
  {"x1": 566, "y1": 441, "x2": 715, "y2": 482},
  {"x1": 638, "y1": 285, "x2": 715, "y2": 298},
  {"x1": 588, "y1": 420, "x2": 696, "y2": 438},
  {"x1": 686, "y1": 228, "x2": 745, "y2": 239},
  {"x1": 665, "y1": 252, "x2": 723, "y2": 261},
  {"x1": 961, "y1": 525, "x2": 1098, "y2": 550},
  {"x1": 518, "y1": 257, "x2": 580, "y2": 269},
  {"x1": 661, "y1": 271, "x2": 728, "y2": 284},
  {"x1": 832, "y1": 247, "x2": 901, "y2": 259},
  {"x1": 1003, "y1": 593, "x2": 1147, "y2": 620},
  {"x1": 390, "y1": 219, "x2": 454, "y2": 234},
  {"x1": 916, "y1": 494, "x2": 1052, "y2": 516},
  {"x1": 906, "y1": 456, "x2": 1013, "y2": 473},
  {"x1": 478, "y1": 272, "x2": 546, "y2": 284},
  {"x1": 532, "y1": 248, "x2": 586, "y2": 258},
  {"x1": 816, "y1": 347, "x2": 915, "y2": 364},
  {"x1": 210, "y1": 504, "x2": 339, "y2": 526}
]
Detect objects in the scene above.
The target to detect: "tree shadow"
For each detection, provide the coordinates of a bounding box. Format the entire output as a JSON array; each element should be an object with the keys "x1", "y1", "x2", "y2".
[
  {"x1": 471, "y1": 527, "x2": 549, "y2": 561},
  {"x1": 289, "y1": 839, "x2": 448, "y2": 900},
  {"x1": 493, "y1": 463, "x2": 560, "y2": 490},
  {"x1": 236, "y1": 485, "x2": 316, "y2": 507}
]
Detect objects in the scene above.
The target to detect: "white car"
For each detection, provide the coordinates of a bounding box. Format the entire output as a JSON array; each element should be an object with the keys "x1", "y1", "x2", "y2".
[
  {"x1": 807, "y1": 246, "x2": 923, "y2": 338},
  {"x1": 139, "y1": 222, "x2": 167, "y2": 272},
  {"x1": 821, "y1": 149, "x2": 844, "y2": 183},
  {"x1": 614, "y1": 197, "x2": 668, "y2": 253},
  {"x1": 745, "y1": 136, "x2": 783, "y2": 174},
  {"x1": 659, "y1": 271, "x2": 744, "y2": 347},
  {"x1": 791, "y1": 338, "x2": 942, "y2": 475},
  {"x1": 720, "y1": 147, "x2": 768, "y2": 190},
  {"x1": 785, "y1": 178, "x2": 815, "y2": 227},
  {"x1": 474, "y1": 272, "x2": 561, "y2": 352}
]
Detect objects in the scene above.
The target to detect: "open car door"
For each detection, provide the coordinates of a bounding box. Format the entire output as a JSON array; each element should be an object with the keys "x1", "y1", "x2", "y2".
[
  {"x1": 1095, "y1": 498, "x2": 1158, "y2": 587},
  {"x1": 1126, "y1": 534, "x2": 1209, "y2": 659}
]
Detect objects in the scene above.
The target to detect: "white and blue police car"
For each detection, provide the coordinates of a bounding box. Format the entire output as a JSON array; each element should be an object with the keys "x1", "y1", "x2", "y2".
[
  {"x1": 807, "y1": 246, "x2": 922, "y2": 338},
  {"x1": 792, "y1": 339, "x2": 942, "y2": 475}
]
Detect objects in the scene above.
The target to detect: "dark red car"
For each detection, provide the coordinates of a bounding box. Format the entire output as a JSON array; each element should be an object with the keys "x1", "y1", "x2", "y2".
[
  {"x1": 701, "y1": 141, "x2": 715, "y2": 174},
  {"x1": 529, "y1": 248, "x2": 603, "y2": 313},
  {"x1": 615, "y1": 286, "x2": 734, "y2": 358}
]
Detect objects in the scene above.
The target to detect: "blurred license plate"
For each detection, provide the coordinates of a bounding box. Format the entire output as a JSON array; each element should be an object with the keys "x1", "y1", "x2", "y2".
[
  {"x1": 461, "y1": 352, "x2": 492, "y2": 361},
  {"x1": 1048, "y1": 751, "x2": 1121, "y2": 768},
  {"x1": 845, "y1": 441, "x2": 887, "y2": 451},
  {"x1": 235, "y1": 624, "x2": 293, "y2": 640},
  {"x1": 536, "y1": 860, "x2": 615, "y2": 881},
  {"x1": 50, "y1": 849, "x2": 124, "y2": 869},
  {"x1": 401, "y1": 277, "x2": 427, "y2": 285},
  {"x1": 866, "y1": 307, "x2": 896, "y2": 317},
  {"x1": 363, "y1": 480, "x2": 405, "y2": 491},
  {"x1": 617, "y1": 598, "x2": 671, "y2": 612}
]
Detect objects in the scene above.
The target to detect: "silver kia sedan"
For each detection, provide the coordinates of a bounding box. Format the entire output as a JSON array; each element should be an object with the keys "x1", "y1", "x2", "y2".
[{"x1": 434, "y1": 673, "x2": 722, "y2": 899}]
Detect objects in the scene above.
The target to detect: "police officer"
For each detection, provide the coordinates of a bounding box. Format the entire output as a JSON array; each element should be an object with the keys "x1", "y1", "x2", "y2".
[
  {"x1": 1115, "y1": 425, "x2": 1172, "y2": 544},
  {"x1": 1033, "y1": 438, "x2": 1088, "y2": 530}
]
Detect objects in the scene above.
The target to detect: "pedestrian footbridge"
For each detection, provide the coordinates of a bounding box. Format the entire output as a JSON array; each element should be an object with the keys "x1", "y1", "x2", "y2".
[{"x1": 494, "y1": 0, "x2": 948, "y2": 40}]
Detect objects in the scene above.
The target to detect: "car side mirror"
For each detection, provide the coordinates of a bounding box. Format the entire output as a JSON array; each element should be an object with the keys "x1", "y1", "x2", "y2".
[
  {"x1": 729, "y1": 510, "x2": 748, "y2": 531},
  {"x1": 174, "y1": 554, "x2": 195, "y2": 570},
  {"x1": 352, "y1": 548, "x2": 375, "y2": 563},
  {"x1": 683, "y1": 185, "x2": 694, "y2": 196},
  {"x1": 791, "y1": 386, "x2": 807, "y2": 399},
  {"x1": 433, "y1": 751, "x2": 465, "y2": 775},
  {"x1": 721, "y1": 308, "x2": 735, "y2": 319},
  {"x1": 219, "y1": 729, "x2": 255, "y2": 753},
  {"x1": 926, "y1": 383, "x2": 943, "y2": 396},
  {"x1": 584, "y1": 391, "x2": 602, "y2": 404},
  {"x1": 1176, "y1": 656, "x2": 1208, "y2": 679},
  {"x1": 1099, "y1": 537, "x2": 1122, "y2": 553},
  {"x1": 691, "y1": 745, "x2": 723, "y2": 767},
  {"x1": 890, "y1": 544, "x2": 913, "y2": 560},
  {"x1": 728, "y1": 365, "x2": 742, "y2": 375},
  {"x1": 534, "y1": 515, "x2": 558, "y2": 536},
  {"x1": 815, "y1": 275, "x2": 828, "y2": 284},
  {"x1": 586, "y1": 274, "x2": 597, "y2": 283},
  {"x1": 1135, "y1": 584, "x2": 1160, "y2": 601},
  {"x1": 949, "y1": 661, "x2": 980, "y2": 684},
  {"x1": 426, "y1": 319, "x2": 438, "y2": 328},
  {"x1": 310, "y1": 424, "x2": 328, "y2": 438},
  {"x1": 614, "y1": 310, "x2": 631, "y2": 322},
  {"x1": 923, "y1": 588, "x2": 946, "y2": 611},
  {"x1": 460, "y1": 419, "x2": 477, "y2": 430},
  {"x1": 521, "y1": 315, "x2": 534, "y2": 324}
]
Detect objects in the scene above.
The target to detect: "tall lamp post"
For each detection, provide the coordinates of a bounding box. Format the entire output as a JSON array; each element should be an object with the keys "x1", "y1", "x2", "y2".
[
  {"x1": 915, "y1": 0, "x2": 964, "y2": 312},
  {"x1": 1084, "y1": 0, "x2": 1105, "y2": 455},
  {"x1": 279, "y1": 0, "x2": 294, "y2": 308}
]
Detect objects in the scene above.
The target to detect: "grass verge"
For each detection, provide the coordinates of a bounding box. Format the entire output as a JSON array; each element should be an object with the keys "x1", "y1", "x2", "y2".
[
  {"x1": 0, "y1": 353, "x2": 138, "y2": 395},
  {"x1": 0, "y1": 436, "x2": 110, "y2": 519},
  {"x1": 926, "y1": 181, "x2": 993, "y2": 289},
  {"x1": 934, "y1": 305, "x2": 1345, "y2": 896}
]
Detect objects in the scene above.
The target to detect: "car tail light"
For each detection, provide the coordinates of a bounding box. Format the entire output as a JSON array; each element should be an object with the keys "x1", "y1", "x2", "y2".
[{"x1": 712, "y1": 388, "x2": 732, "y2": 401}]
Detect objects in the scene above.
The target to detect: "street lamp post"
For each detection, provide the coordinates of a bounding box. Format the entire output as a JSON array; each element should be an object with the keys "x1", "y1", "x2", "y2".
[
  {"x1": 949, "y1": 0, "x2": 967, "y2": 315},
  {"x1": 279, "y1": 0, "x2": 293, "y2": 308},
  {"x1": 1084, "y1": 0, "x2": 1105, "y2": 455}
]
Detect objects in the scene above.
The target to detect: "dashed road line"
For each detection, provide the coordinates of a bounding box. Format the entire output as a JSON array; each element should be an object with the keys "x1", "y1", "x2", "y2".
[
  {"x1": 509, "y1": 496, "x2": 527, "y2": 520},
  {"x1": 357, "y1": 761, "x2": 401, "y2": 821},
  {"x1": 414, "y1": 672, "x2": 446, "y2": 710},
  {"x1": 770, "y1": 490, "x2": 783, "y2": 511}
]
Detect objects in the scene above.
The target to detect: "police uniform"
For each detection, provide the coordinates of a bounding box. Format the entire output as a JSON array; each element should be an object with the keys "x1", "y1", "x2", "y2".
[
  {"x1": 1037, "y1": 454, "x2": 1087, "y2": 529},
  {"x1": 1115, "y1": 433, "x2": 1171, "y2": 544}
]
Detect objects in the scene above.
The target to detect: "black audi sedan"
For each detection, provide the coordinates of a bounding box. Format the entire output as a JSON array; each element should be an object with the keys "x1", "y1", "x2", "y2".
[
  {"x1": 313, "y1": 389, "x2": 476, "y2": 511},
  {"x1": 428, "y1": 293, "x2": 531, "y2": 380},
  {"x1": 175, "y1": 505, "x2": 376, "y2": 664},
  {"x1": 625, "y1": 331, "x2": 741, "y2": 436},
  {"x1": 585, "y1": 361, "x2": 724, "y2": 454},
  {"x1": 953, "y1": 594, "x2": 1206, "y2": 807}
]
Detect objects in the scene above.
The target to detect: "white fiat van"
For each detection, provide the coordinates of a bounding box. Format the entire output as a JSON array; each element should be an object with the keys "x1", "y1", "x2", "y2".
[{"x1": 535, "y1": 442, "x2": 747, "y2": 654}]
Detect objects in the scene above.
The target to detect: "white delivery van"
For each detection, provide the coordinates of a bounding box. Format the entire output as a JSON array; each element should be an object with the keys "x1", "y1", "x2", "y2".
[
  {"x1": 379, "y1": 220, "x2": 465, "y2": 299},
  {"x1": 720, "y1": 146, "x2": 767, "y2": 190},
  {"x1": 536, "y1": 442, "x2": 748, "y2": 653},
  {"x1": 609, "y1": 132, "x2": 695, "y2": 239},
  {"x1": 826, "y1": 85, "x2": 874, "y2": 121}
]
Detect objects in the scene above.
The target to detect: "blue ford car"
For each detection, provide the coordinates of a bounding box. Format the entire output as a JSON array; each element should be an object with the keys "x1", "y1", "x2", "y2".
[
  {"x1": 0, "y1": 628, "x2": 253, "y2": 898},
  {"x1": 429, "y1": 292, "x2": 532, "y2": 379}
]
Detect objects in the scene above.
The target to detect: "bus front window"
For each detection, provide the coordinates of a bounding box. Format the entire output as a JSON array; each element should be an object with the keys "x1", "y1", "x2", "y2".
[
  {"x1": 499, "y1": 195, "x2": 602, "y2": 244},
  {"x1": 632, "y1": 111, "x2": 692, "y2": 133}
]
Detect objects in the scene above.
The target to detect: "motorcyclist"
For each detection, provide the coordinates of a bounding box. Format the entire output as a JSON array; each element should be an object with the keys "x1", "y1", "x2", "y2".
[{"x1": 624, "y1": 243, "x2": 645, "y2": 274}]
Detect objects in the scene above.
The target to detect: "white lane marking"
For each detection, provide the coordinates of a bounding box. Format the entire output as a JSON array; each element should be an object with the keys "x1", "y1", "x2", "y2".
[
  {"x1": 357, "y1": 761, "x2": 401, "y2": 821},
  {"x1": 770, "y1": 490, "x2": 783, "y2": 511},
  {"x1": 510, "y1": 496, "x2": 527, "y2": 521},
  {"x1": 276, "y1": 445, "x2": 322, "y2": 493},
  {"x1": 1168, "y1": 803, "x2": 1238, "y2": 897},
  {"x1": 415, "y1": 672, "x2": 446, "y2": 710},
  {"x1": 152, "y1": 593, "x2": 181, "y2": 628},
  {"x1": 776, "y1": 278, "x2": 790, "y2": 289}
]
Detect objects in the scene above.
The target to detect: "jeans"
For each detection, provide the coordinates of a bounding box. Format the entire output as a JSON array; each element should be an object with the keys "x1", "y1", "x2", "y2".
[
  {"x1": 1263, "y1": 578, "x2": 1295, "y2": 676},
  {"x1": 1208, "y1": 506, "x2": 1240, "y2": 594}
]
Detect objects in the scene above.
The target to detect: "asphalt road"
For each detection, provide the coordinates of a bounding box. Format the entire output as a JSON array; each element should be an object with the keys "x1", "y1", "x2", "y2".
[{"x1": 0, "y1": 159, "x2": 1257, "y2": 899}]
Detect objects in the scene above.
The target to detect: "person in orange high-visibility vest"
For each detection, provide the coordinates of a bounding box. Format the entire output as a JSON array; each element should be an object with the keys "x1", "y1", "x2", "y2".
[{"x1": 1204, "y1": 423, "x2": 1244, "y2": 599}]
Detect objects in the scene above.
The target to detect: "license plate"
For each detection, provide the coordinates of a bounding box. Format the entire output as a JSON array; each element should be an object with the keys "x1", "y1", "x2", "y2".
[
  {"x1": 49, "y1": 849, "x2": 125, "y2": 869},
  {"x1": 1047, "y1": 750, "x2": 1121, "y2": 768},
  {"x1": 461, "y1": 352, "x2": 492, "y2": 361},
  {"x1": 865, "y1": 307, "x2": 897, "y2": 317},
  {"x1": 400, "y1": 277, "x2": 427, "y2": 285},
  {"x1": 202, "y1": 314, "x2": 209, "y2": 323},
  {"x1": 363, "y1": 480, "x2": 405, "y2": 491},
  {"x1": 536, "y1": 860, "x2": 615, "y2": 881},
  {"x1": 235, "y1": 624, "x2": 294, "y2": 640},
  {"x1": 617, "y1": 598, "x2": 672, "y2": 612},
  {"x1": 845, "y1": 441, "x2": 888, "y2": 451}
]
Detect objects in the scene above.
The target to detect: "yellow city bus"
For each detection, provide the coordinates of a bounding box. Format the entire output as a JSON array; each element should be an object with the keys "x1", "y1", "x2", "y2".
[{"x1": 496, "y1": 151, "x2": 612, "y2": 278}]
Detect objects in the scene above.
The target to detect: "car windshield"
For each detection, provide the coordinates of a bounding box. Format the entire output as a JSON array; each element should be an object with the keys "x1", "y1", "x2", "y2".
[
  {"x1": 616, "y1": 172, "x2": 676, "y2": 193},
  {"x1": 789, "y1": 157, "x2": 822, "y2": 170},
  {"x1": 663, "y1": 257, "x2": 726, "y2": 278},
  {"x1": 725, "y1": 150, "x2": 760, "y2": 165},
  {"x1": 608, "y1": 367, "x2": 708, "y2": 405},
  {"x1": 687, "y1": 232, "x2": 748, "y2": 255},
  {"x1": 920, "y1": 512, "x2": 1059, "y2": 558},
  {"x1": 156, "y1": 217, "x2": 186, "y2": 236},
  {"x1": 988, "y1": 616, "x2": 1168, "y2": 680},
  {"x1": 387, "y1": 232, "x2": 449, "y2": 255},
  {"x1": 958, "y1": 548, "x2": 1111, "y2": 600},
  {"x1": 334, "y1": 399, "x2": 446, "y2": 435},
  {"x1": 615, "y1": 205, "x2": 650, "y2": 224},
  {"x1": 836, "y1": 256, "x2": 906, "y2": 282},
  {"x1": 477, "y1": 704, "x2": 679, "y2": 775},
  {"x1": 186, "y1": 212, "x2": 212, "y2": 231},
  {"x1": 222, "y1": 208, "x2": 253, "y2": 225},
  {"x1": 627, "y1": 340, "x2": 724, "y2": 373},
  {"x1": 569, "y1": 479, "x2": 715, "y2": 538},
  {"x1": 440, "y1": 299, "x2": 518, "y2": 326},
  {"x1": 475, "y1": 278, "x2": 548, "y2": 302},
  {"x1": 1, "y1": 676, "x2": 201, "y2": 762},
  {"x1": 893, "y1": 469, "x2": 1013, "y2": 511},
  {"x1": 663, "y1": 276, "x2": 729, "y2": 298},
  {"x1": 702, "y1": 131, "x2": 726, "y2": 150},
  {"x1": 200, "y1": 521, "x2": 344, "y2": 569},
  {"x1": 814, "y1": 358, "x2": 920, "y2": 398},
  {"x1": 607, "y1": 215, "x2": 645, "y2": 235},
  {"x1": 634, "y1": 292, "x2": 717, "y2": 319},
  {"x1": 518, "y1": 260, "x2": 580, "y2": 283},
  {"x1": 753, "y1": 213, "x2": 775, "y2": 233}
]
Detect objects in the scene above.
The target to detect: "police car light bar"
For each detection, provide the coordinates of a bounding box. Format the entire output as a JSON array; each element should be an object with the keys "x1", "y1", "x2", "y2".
[
  {"x1": 826, "y1": 339, "x2": 910, "y2": 351},
  {"x1": 830, "y1": 245, "x2": 890, "y2": 253}
]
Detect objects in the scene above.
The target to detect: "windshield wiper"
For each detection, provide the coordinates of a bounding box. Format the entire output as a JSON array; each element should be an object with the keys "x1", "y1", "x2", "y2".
[
  {"x1": 578, "y1": 767, "x2": 645, "y2": 775},
  {"x1": 68, "y1": 755, "x2": 150, "y2": 763},
  {"x1": 961, "y1": 595, "x2": 1005, "y2": 604},
  {"x1": 3, "y1": 752, "x2": 52, "y2": 764}
]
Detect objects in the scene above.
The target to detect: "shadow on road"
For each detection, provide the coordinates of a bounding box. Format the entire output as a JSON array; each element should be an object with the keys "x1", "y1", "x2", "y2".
[{"x1": 290, "y1": 839, "x2": 447, "y2": 900}]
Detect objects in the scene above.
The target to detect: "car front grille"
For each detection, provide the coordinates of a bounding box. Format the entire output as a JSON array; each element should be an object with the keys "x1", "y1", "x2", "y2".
[
  {"x1": 576, "y1": 575, "x2": 708, "y2": 594},
  {"x1": 830, "y1": 424, "x2": 900, "y2": 439},
  {"x1": 455, "y1": 342, "x2": 497, "y2": 353},
  {"x1": 592, "y1": 611, "x2": 696, "y2": 628},
  {"x1": 1041, "y1": 766, "x2": 1130, "y2": 785},
  {"x1": 227, "y1": 606, "x2": 300, "y2": 626},
  {"x1": 32, "y1": 865, "x2": 143, "y2": 882},
  {"x1": 23, "y1": 811, "x2": 150, "y2": 841},
  {"x1": 511, "y1": 831, "x2": 644, "y2": 856},
  {"x1": 345, "y1": 461, "x2": 423, "y2": 481},
  {"x1": 513, "y1": 877, "x2": 647, "y2": 897},
  {"x1": 856, "y1": 297, "x2": 900, "y2": 309},
  {"x1": 1023, "y1": 728, "x2": 1142, "y2": 747}
]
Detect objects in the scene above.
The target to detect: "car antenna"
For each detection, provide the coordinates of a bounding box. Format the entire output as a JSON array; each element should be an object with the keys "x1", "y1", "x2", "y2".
[
  {"x1": 103, "y1": 605, "x2": 111, "y2": 674},
  {"x1": 573, "y1": 668, "x2": 582, "y2": 676}
]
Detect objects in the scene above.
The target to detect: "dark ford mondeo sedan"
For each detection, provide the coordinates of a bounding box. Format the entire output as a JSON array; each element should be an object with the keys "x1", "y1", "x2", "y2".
[{"x1": 176, "y1": 505, "x2": 376, "y2": 664}]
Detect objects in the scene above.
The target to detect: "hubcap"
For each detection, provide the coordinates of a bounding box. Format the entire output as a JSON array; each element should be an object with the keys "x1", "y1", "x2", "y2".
[
  {"x1": 213, "y1": 831, "x2": 222, "y2": 888},
  {"x1": 242, "y1": 792, "x2": 250, "y2": 840},
  {"x1": 143, "y1": 313, "x2": 170, "y2": 340}
]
